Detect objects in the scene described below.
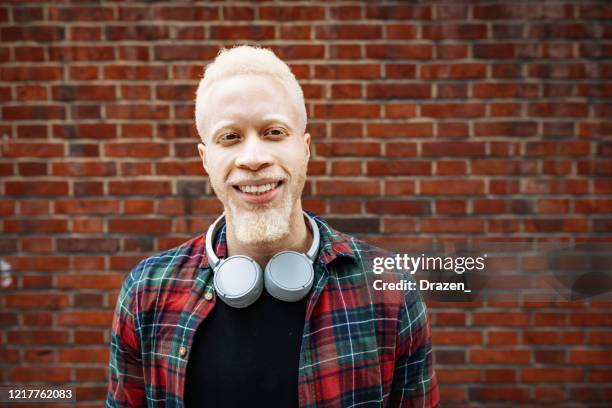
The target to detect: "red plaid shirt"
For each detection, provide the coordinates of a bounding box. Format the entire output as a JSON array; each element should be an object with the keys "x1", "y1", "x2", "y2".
[{"x1": 107, "y1": 213, "x2": 439, "y2": 407}]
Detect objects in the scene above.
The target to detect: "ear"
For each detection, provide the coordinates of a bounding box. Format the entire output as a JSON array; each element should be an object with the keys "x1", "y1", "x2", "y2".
[
  {"x1": 197, "y1": 143, "x2": 209, "y2": 174},
  {"x1": 303, "y1": 132, "x2": 311, "y2": 161}
]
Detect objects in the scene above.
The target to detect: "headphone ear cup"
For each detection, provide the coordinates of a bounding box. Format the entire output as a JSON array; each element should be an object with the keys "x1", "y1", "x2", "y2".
[
  {"x1": 264, "y1": 251, "x2": 314, "y2": 302},
  {"x1": 213, "y1": 256, "x2": 263, "y2": 308}
]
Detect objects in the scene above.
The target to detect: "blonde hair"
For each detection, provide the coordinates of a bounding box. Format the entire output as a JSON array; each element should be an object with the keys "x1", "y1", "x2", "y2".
[{"x1": 194, "y1": 45, "x2": 307, "y2": 143}]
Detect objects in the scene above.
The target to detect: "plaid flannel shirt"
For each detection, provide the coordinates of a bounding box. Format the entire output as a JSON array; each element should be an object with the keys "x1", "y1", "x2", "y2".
[{"x1": 107, "y1": 212, "x2": 439, "y2": 407}]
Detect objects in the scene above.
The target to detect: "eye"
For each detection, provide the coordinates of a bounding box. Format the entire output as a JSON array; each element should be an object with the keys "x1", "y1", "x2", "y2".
[
  {"x1": 218, "y1": 132, "x2": 240, "y2": 143},
  {"x1": 264, "y1": 127, "x2": 288, "y2": 139}
]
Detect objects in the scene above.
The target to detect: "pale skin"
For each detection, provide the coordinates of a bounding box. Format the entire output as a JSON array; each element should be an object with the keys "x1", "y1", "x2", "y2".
[{"x1": 197, "y1": 74, "x2": 313, "y2": 269}]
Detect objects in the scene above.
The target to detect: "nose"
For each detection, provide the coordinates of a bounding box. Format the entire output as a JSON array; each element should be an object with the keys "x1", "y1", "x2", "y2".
[{"x1": 234, "y1": 133, "x2": 274, "y2": 171}]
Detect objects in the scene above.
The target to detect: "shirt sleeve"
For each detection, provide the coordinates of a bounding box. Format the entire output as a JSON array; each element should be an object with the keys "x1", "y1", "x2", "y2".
[
  {"x1": 106, "y1": 263, "x2": 146, "y2": 407},
  {"x1": 389, "y1": 281, "x2": 440, "y2": 407}
]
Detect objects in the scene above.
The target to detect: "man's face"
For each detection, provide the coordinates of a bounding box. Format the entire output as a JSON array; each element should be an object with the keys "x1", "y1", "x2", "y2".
[{"x1": 197, "y1": 74, "x2": 310, "y2": 245}]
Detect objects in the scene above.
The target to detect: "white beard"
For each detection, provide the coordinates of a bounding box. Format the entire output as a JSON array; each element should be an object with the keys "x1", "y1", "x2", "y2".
[
  {"x1": 226, "y1": 191, "x2": 293, "y2": 245},
  {"x1": 219, "y1": 158, "x2": 308, "y2": 246}
]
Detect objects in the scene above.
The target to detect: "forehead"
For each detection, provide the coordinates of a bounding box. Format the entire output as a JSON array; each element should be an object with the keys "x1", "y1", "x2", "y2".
[{"x1": 203, "y1": 74, "x2": 297, "y2": 130}]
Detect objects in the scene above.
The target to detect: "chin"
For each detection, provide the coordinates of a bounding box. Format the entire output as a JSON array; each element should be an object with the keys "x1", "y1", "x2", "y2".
[{"x1": 226, "y1": 193, "x2": 293, "y2": 245}]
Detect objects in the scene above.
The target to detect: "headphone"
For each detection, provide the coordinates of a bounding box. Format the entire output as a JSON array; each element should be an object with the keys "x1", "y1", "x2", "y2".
[{"x1": 205, "y1": 211, "x2": 320, "y2": 308}]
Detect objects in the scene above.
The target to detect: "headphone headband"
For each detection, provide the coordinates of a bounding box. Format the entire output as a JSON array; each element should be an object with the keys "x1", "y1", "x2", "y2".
[{"x1": 205, "y1": 210, "x2": 320, "y2": 269}]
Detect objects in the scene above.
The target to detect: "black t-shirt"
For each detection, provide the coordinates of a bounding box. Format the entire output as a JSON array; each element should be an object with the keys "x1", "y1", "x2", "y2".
[{"x1": 184, "y1": 280, "x2": 307, "y2": 407}]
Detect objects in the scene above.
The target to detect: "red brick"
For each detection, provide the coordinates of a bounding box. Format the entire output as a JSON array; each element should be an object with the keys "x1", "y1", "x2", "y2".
[
  {"x1": 2, "y1": 143, "x2": 64, "y2": 158},
  {"x1": 366, "y1": 200, "x2": 429, "y2": 215},
  {"x1": 4, "y1": 219, "x2": 67, "y2": 233},
  {"x1": 60, "y1": 348, "x2": 109, "y2": 363},
  {"x1": 367, "y1": 161, "x2": 431, "y2": 176},
  {"x1": 436, "y1": 161, "x2": 466, "y2": 176},
  {"x1": 470, "y1": 387, "x2": 530, "y2": 401},
  {"x1": 108, "y1": 181, "x2": 172, "y2": 196},
  {"x1": 473, "y1": 312, "x2": 529, "y2": 326},
  {"x1": 421, "y1": 63, "x2": 486, "y2": 79},
  {"x1": 58, "y1": 311, "x2": 113, "y2": 327},
  {"x1": 422, "y1": 103, "x2": 484, "y2": 118},
  {"x1": 368, "y1": 123, "x2": 433, "y2": 138},
  {"x1": 49, "y1": 45, "x2": 114, "y2": 61},
  {"x1": 6, "y1": 293, "x2": 69, "y2": 309},
  {"x1": 14, "y1": 46, "x2": 45, "y2": 62},
  {"x1": 2, "y1": 26, "x2": 64, "y2": 42},
  {"x1": 422, "y1": 142, "x2": 485, "y2": 157},
  {"x1": 210, "y1": 25, "x2": 275, "y2": 40},
  {"x1": 49, "y1": 6, "x2": 113, "y2": 21},
  {"x1": 366, "y1": 44, "x2": 432, "y2": 59},
  {"x1": 524, "y1": 331, "x2": 584, "y2": 345},
  {"x1": 223, "y1": 6, "x2": 255, "y2": 20},
  {"x1": 3, "y1": 105, "x2": 65, "y2": 120},
  {"x1": 474, "y1": 121, "x2": 538, "y2": 137},
  {"x1": 485, "y1": 369, "x2": 516, "y2": 383},
  {"x1": 155, "y1": 6, "x2": 218, "y2": 20},
  {"x1": 487, "y1": 331, "x2": 518, "y2": 346},
  {"x1": 432, "y1": 331, "x2": 482, "y2": 345},
  {"x1": 421, "y1": 218, "x2": 484, "y2": 233},
  {"x1": 317, "y1": 181, "x2": 379, "y2": 196},
  {"x1": 470, "y1": 350, "x2": 531, "y2": 364},
  {"x1": 367, "y1": 83, "x2": 431, "y2": 99},
  {"x1": 384, "y1": 180, "x2": 416, "y2": 195},
  {"x1": 52, "y1": 85, "x2": 116, "y2": 101},
  {"x1": 8, "y1": 330, "x2": 69, "y2": 345},
  {"x1": 104, "y1": 142, "x2": 169, "y2": 158},
  {"x1": 387, "y1": 25, "x2": 417, "y2": 40},
  {"x1": 106, "y1": 25, "x2": 169, "y2": 41},
  {"x1": 421, "y1": 180, "x2": 484, "y2": 196},
  {"x1": 108, "y1": 219, "x2": 172, "y2": 234},
  {"x1": 69, "y1": 26, "x2": 101, "y2": 41},
  {"x1": 437, "y1": 44, "x2": 468, "y2": 59},
  {"x1": 366, "y1": 5, "x2": 431, "y2": 20},
  {"x1": 423, "y1": 24, "x2": 487, "y2": 40},
  {"x1": 10, "y1": 367, "x2": 70, "y2": 383},
  {"x1": 314, "y1": 103, "x2": 379, "y2": 119},
  {"x1": 385, "y1": 104, "x2": 417, "y2": 118},
  {"x1": 316, "y1": 64, "x2": 380, "y2": 79},
  {"x1": 437, "y1": 123, "x2": 468, "y2": 138},
  {"x1": 5, "y1": 181, "x2": 68, "y2": 196},
  {"x1": 106, "y1": 104, "x2": 169, "y2": 120},
  {"x1": 570, "y1": 350, "x2": 612, "y2": 364},
  {"x1": 472, "y1": 159, "x2": 537, "y2": 175},
  {"x1": 473, "y1": 83, "x2": 539, "y2": 98},
  {"x1": 259, "y1": 6, "x2": 325, "y2": 21},
  {"x1": 269, "y1": 45, "x2": 325, "y2": 60},
  {"x1": 104, "y1": 65, "x2": 168, "y2": 80},
  {"x1": 528, "y1": 102, "x2": 588, "y2": 117},
  {"x1": 436, "y1": 368, "x2": 479, "y2": 384}
]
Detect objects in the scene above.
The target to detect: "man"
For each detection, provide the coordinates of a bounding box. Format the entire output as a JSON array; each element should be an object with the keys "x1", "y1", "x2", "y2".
[{"x1": 107, "y1": 45, "x2": 439, "y2": 407}]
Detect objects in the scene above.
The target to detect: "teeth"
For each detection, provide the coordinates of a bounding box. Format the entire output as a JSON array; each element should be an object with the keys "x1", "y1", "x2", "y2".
[{"x1": 238, "y1": 182, "x2": 279, "y2": 195}]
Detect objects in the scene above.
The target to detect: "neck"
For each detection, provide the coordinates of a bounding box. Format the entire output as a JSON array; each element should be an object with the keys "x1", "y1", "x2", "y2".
[{"x1": 225, "y1": 207, "x2": 312, "y2": 268}]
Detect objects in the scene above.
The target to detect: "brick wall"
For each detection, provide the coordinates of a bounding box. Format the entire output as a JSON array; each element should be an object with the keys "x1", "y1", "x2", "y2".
[{"x1": 1, "y1": 1, "x2": 610, "y2": 406}]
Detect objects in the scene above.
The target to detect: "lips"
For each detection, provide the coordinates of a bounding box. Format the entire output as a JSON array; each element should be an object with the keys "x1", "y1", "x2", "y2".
[
  {"x1": 232, "y1": 180, "x2": 284, "y2": 204},
  {"x1": 236, "y1": 181, "x2": 280, "y2": 195}
]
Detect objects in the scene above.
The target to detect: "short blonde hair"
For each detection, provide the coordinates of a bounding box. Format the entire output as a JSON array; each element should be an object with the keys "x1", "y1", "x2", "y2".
[{"x1": 194, "y1": 45, "x2": 307, "y2": 143}]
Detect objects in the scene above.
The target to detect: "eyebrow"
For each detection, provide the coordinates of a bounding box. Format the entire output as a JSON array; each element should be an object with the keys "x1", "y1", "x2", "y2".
[{"x1": 209, "y1": 114, "x2": 293, "y2": 137}]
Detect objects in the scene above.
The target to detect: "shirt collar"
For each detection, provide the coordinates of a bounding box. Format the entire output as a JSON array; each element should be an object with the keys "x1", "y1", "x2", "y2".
[{"x1": 199, "y1": 211, "x2": 357, "y2": 270}]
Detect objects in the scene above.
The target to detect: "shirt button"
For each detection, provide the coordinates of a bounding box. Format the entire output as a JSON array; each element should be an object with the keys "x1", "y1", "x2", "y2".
[
  {"x1": 179, "y1": 346, "x2": 187, "y2": 358},
  {"x1": 204, "y1": 292, "x2": 213, "y2": 301}
]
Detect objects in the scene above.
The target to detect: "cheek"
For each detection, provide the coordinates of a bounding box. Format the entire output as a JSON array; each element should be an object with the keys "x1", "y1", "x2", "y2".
[
  {"x1": 205, "y1": 151, "x2": 232, "y2": 184},
  {"x1": 282, "y1": 140, "x2": 309, "y2": 167}
]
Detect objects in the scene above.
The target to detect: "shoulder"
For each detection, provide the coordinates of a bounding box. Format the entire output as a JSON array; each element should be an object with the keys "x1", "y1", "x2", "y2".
[
  {"x1": 121, "y1": 233, "x2": 208, "y2": 295},
  {"x1": 321, "y1": 224, "x2": 416, "y2": 306}
]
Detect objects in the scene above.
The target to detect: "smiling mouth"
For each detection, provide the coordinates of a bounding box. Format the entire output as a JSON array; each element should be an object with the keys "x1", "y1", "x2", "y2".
[{"x1": 232, "y1": 181, "x2": 283, "y2": 196}]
